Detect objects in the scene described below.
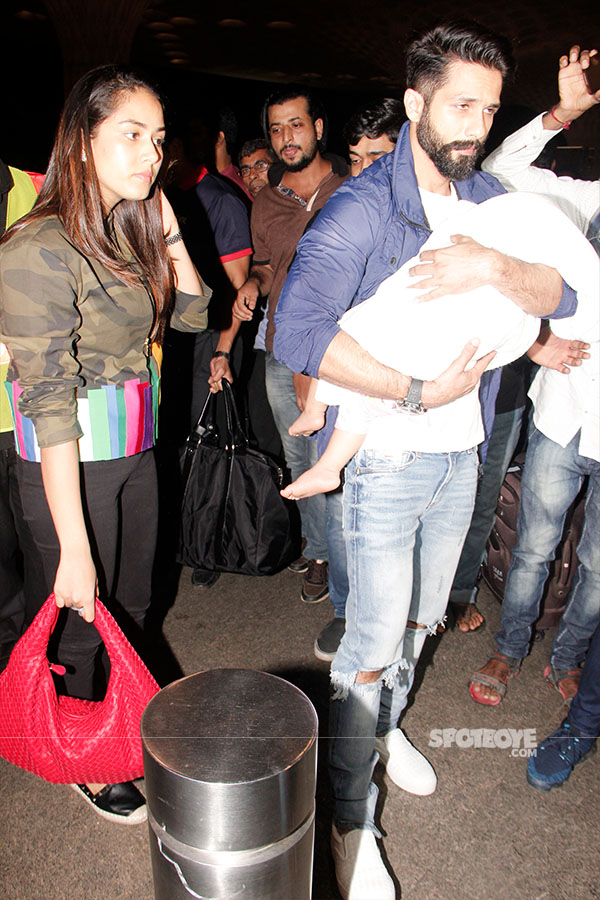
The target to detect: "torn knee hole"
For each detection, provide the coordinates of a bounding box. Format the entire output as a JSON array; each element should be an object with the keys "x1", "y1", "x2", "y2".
[
  {"x1": 355, "y1": 668, "x2": 383, "y2": 684},
  {"x1": 406, "y1": 618, "x2": 446, "y2": 635}
]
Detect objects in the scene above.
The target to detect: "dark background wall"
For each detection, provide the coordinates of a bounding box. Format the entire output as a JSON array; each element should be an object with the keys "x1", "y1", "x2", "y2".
[{"x1": 3, "y1": 0, "x2": 599, "y2": 177}]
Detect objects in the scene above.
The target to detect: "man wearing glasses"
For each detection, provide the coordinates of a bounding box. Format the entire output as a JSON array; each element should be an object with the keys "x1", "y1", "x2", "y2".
[{"x1": 238, "y1": 139, "x2": 275, "y2": 200}]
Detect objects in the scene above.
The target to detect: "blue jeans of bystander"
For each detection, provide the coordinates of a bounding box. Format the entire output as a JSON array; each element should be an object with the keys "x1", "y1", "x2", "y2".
[
  {"x1": 326, "y1": 488, "x2": 348, "y2": 618},
  {"x1": 265, "y1": 353, "x2": 328, "y2": 562},
  {"x1": 569, "y1": 621, "x2": 600, "y2": 737},
  {"x1": 449, "y1": 406, "x2": 525, "y2": 605},
  {"x1": 496, "y1": 427, "x2": 600, "y2": 669},
  {"x1": 496, "y1": 427, "x2": 600, "y2": 670}
]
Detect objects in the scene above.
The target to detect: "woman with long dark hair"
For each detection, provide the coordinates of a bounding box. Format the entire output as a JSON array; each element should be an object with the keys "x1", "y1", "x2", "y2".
[{"x1": 0, "y1": 65, "x2": 211, "y2": 823}]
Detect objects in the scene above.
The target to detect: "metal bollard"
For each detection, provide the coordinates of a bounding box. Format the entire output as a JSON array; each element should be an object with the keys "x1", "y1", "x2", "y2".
[{"x1": 141, "y1": 668, "x2": 318, "y2": 899}]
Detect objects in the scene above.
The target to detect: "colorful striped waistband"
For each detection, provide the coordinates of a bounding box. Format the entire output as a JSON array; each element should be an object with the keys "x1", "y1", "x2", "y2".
[{"x1": 4, "y1": 377, "x2": 159, "y2": 462}]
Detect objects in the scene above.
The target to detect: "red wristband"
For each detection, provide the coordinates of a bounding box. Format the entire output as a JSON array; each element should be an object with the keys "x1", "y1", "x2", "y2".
[{"x1": 549, "y1": 105, "x2": 572, "y2": 129}]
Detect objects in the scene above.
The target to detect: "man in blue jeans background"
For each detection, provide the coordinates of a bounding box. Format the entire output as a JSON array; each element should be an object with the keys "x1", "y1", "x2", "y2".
[
  {"x1": 447, "y1": 358, "x2": 531, "y2": 632},
  {"x1": 470, "y1": 424, "x2": 599, "y2": 706}
]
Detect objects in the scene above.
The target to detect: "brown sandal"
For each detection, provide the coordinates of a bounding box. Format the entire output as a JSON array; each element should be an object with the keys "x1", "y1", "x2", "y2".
[
  {"x1": 544, "y1": 665, "x2": 581, "y2": 704},
  {"x1": 469, "y1": 652, "x2": 521, "y2": 706}
]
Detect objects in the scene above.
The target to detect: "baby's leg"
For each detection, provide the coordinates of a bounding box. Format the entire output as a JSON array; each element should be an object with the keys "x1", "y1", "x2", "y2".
[
  {"x1": 289, "y1": 377, "x2": 327, "y2": 436},
  {"x1": 281, "y1": 428, "x2": 365, "y2": 500}
]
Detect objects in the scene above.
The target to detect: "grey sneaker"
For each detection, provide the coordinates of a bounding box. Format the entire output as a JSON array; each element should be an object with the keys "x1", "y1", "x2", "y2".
[{"x1": 314, "y1": 618, "x2": 345, "y2": 661}]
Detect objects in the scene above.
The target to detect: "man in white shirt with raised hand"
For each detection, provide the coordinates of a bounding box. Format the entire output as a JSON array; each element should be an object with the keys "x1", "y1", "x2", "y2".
[{"x1": 471, "y1": 44, "x2": 600, "y2": 708}]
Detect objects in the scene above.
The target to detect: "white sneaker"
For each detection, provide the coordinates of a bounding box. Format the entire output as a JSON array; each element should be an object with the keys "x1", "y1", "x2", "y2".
[
  {"x1": 375, "y1": 728, "x2": 437, "y2": 796},
  {"x1": 331, "y1": 824, "x2": 396, "y2": 900}
]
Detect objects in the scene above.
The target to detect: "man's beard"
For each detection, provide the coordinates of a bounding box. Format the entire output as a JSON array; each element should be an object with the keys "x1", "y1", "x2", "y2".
[
  {"x1": 279, "y1": 134, "x2": 319, "y2": 172},
  {"x1": 417, "y1": 106, "x2": 485, "y2": 181}
]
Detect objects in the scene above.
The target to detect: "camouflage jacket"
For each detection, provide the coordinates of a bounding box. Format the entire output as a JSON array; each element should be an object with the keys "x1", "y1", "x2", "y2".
[{"x1": 0, "y1": 215, "x2": 210, "y2": 461}]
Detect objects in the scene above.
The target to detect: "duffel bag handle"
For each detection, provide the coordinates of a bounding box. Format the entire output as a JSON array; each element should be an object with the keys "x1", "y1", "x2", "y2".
[
  {"x1": 188, "y1": 382, "x2": 247, "y2": 449},
  {"x1": 192, "y1": 388, "x2": 217, "y2": 440},
  {"x1": 181, "y1": 390, "x2": 220, "y2": 485},
  {"x1": 221, "y1": 379, "x2": 248, "y2": 451},
  {"x1": 180, "y1": 381, "x2": 248, "y2": 489}
]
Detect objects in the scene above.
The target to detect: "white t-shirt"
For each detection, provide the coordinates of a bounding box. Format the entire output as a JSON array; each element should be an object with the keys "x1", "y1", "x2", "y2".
[
  {"x1": 317, "y1": 191, "x2": 599, "y2": 453},
  {"x1": 418, "y1": 183, "x2": 459, "y2": 230}
]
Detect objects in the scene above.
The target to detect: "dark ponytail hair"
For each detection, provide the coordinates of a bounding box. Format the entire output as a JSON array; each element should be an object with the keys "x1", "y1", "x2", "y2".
[{"x1": 2, "y1": 65, "x2": 174, "y2": 343}]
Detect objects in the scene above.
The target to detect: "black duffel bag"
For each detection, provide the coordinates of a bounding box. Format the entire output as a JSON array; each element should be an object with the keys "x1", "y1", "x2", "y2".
[{"x1": 178, "y1": 379, "x2": 297, "y2": 576}]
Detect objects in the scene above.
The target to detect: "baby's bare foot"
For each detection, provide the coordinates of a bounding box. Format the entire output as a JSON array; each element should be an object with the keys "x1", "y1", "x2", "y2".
[
  {"x1": 281, "y1": 466, "x2": 341, "y2": 500},
  {"x1": 289, "y1": 409, "x2": 325, "y2": 437}
]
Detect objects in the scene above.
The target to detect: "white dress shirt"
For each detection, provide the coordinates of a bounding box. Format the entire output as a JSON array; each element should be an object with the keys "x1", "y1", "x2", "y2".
[{"x1": 482, "y1": 112, "x2": 600, "y2": 231}]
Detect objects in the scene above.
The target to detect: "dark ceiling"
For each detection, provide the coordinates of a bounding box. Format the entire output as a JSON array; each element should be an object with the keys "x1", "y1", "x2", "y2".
[
  {"x1": 134, "y1": 1, "x2": 597, "y2": 103},
  {"x1": 4, "y1": 1, "x2": 600, "y2": 175}
]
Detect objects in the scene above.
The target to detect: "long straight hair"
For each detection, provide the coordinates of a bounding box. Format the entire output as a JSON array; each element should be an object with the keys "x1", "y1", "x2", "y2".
[{"x1": 1, "y1": 65, "x2": 174, "y2": 343}]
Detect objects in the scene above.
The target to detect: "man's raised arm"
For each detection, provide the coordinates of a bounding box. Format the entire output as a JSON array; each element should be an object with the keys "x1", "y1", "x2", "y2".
[{"x1": 482, "y1": 45, "x2": 600, "y2": 233}]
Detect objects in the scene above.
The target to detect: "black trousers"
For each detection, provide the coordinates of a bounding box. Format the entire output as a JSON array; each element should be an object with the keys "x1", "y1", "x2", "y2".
[{"x1": 16, "y1": 450, "x2": 158, "y2": 700}]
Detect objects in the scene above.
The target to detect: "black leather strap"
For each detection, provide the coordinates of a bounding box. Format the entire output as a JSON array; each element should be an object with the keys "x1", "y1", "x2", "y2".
[{"x1": 399, "y1": 378, "x2": 425, "y2": 415}]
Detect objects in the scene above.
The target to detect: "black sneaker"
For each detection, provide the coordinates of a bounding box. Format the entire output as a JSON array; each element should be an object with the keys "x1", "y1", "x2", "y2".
[
  {"x1": 191, "y1": 569, "x2": 220, "y2": 588},
  {"x1": 70, "y1": 781, "x2": 147, "y2": 824},
  {"x1": 288, "y1": 554, "x2": 309, "y2": 574},
  {"x1": 314, "y1": 617, "x2": 345, "y2": 661},
  {"x1": 301, "y1": 560, "x2": 329, "y2": 604}
]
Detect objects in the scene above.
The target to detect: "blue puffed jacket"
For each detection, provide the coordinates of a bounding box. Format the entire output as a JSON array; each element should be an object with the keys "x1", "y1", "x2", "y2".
[{"x1": 273, "y1": 120, "x2": 578, "y2": 448}]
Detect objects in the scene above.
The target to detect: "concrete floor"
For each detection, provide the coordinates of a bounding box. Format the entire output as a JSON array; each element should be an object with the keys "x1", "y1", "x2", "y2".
[{"x1": 1, "y1": 566, "x2": 597, "y2": 900}]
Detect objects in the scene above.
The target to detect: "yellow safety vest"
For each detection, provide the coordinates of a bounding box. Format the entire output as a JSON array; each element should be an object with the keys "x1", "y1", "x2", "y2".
[{"x1": 1, "y1": 167, "x2": 40, "y2": 433}]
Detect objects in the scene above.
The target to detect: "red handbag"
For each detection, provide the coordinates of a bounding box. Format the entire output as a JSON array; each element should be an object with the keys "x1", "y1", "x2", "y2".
[{"x1": 0, "y1": 594, "x2": 159, "y2": 784}]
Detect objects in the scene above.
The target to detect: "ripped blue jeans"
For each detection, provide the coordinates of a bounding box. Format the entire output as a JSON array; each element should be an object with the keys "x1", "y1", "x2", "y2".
[{"x1": 329, "y1": 446, "x2": 478, "y2": 832}]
